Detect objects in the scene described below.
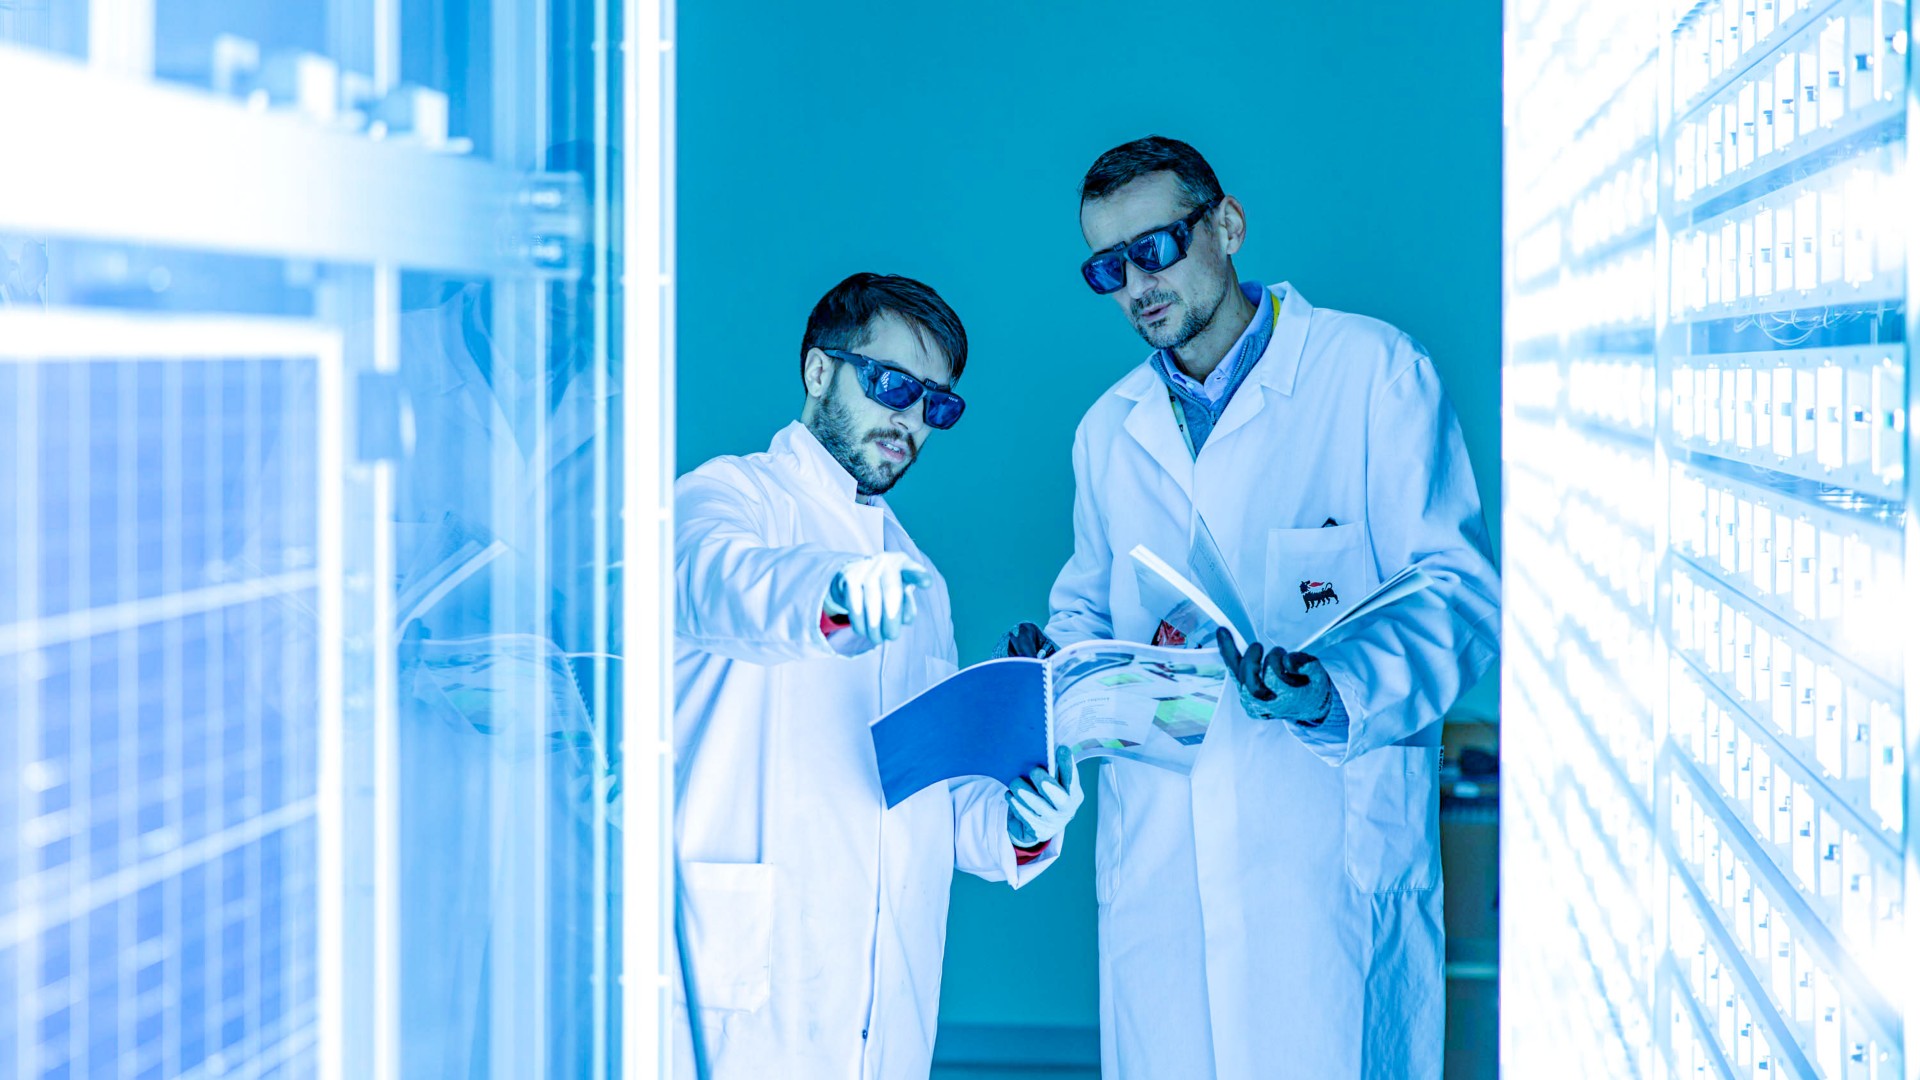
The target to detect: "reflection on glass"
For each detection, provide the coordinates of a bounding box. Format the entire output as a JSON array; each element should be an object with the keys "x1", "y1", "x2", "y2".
[
  {"x1": 0, "y1": 1, "x2": 636, "y2": 1077},
  {"x1": 390, "y1": 270, "x2": 614, "y2": 1077}
]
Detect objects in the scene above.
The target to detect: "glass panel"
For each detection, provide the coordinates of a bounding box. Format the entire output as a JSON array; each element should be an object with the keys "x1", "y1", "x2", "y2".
[{"x1": 0, "y1": 0, "x2": 653, "y2": 1076}]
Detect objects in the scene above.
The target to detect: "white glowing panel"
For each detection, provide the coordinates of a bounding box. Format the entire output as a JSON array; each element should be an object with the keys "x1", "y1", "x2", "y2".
[
  {"x1": 0, "y1": 315, "x2": 345, "y2": 1080},
  {"x1": 1503, "y1": 0, "x2": 1910, "y2": 1076}
]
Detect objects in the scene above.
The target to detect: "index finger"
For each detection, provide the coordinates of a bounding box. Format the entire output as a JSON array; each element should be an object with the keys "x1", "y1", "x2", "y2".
[
  {"x1": 1214, "y1": 627, "x2": 1244, "y2": 670},
  {"x1": 880, "y1": 568, "x2": 905, "y2": 637}
]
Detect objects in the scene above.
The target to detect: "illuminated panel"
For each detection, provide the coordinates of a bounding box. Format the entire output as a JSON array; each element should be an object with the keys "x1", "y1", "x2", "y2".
[
  {"x1": 0, "y1": 315, "x2": 343, "y2": 1080},
  {"x1": 1657, "y1": 0, "x2": 1908, "y2": 1074},
  {"x1": 1506, "y1": 0, "x2": 1910, "y2": 1075},
  {"x1": 1504, "y1": 2, "x2": 1663, "y2": 1075}
]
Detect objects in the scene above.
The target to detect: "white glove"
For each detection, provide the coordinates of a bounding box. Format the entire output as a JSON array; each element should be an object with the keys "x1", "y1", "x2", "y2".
[
  {"x1": 1008, "y1": 745, "x2": 1084, "y2": 849},
  {"x1": 825, "y1": 552, "x2": 934, "y2": 643}
]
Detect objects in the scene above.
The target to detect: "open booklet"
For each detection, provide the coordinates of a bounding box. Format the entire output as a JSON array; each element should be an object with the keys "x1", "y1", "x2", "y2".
[
  {"x1": 1134, "y1": 515, "x2": 1437, "y2": 654},
  {"x1": 869, "y1": 638, "x2": 1229, "y2": 808},
  {"x1": 869, "y1": 521, "x2": 1436, "y2": 808}
]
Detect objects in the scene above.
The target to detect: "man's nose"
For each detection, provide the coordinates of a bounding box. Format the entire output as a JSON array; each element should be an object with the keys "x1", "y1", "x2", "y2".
[
  {"x1": 1124, "y1": 261, "x2": 1158, "y2": 299},
  {"x1": 891, "y1": 403, "x2": 926, "y2": 438}
]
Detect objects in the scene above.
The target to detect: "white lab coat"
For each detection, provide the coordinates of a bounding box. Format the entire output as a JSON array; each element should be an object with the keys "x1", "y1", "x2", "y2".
[
  {"x1": 674, "y1": 422, "x2": 1056, "y2": 1079},
  {"x1": 1046, "y1": 284, "x2": 1499, "y2": 1080}
]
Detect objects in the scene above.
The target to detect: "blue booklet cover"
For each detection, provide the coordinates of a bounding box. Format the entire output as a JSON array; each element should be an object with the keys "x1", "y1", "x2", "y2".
[{"x1": 869, "y1": 658, "x2": 1048, "y2": 809}]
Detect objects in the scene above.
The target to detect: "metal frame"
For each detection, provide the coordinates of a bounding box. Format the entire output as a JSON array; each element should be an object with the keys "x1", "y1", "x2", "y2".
[{"x1": 0, "y1": 44, "x2": 540, "y2": 277}]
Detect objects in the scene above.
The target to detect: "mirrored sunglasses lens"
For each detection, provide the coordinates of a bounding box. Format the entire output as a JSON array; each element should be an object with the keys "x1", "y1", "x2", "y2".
[
  {"x1": 924, "y1": 393, "x2": 965, "y2": 429},
  {"x1": 1084, "y1": 254, "x2": 1127, "y2": 294},
  {"x1": 1129, "y1": 228, "x2": 1182, "y2": 273},
  {"x1": 870, "y1": 369, "x2": 924, "y2": 410}
]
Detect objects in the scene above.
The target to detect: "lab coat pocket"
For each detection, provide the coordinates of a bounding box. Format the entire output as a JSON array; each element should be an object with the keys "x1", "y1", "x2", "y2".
[
  {"x1": 1341, "y1": 745, "x2": 1440, "y2": 893},
  {"x1": 1262, "y1": 524, "x2": 1373, "y2": 646},
  {"x1": 678, "y1": 861, "x2": 774, "y2": 1013}
]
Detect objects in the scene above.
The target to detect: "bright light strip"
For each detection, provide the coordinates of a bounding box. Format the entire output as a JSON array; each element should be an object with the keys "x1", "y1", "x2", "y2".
[{"x1": 620, "y1": 0, "x2": 675, "y2": 1077}]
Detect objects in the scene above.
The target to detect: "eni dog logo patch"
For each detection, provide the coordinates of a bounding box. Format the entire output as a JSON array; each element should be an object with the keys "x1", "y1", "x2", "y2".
[{"x1": 1300, "y1": 580, "x2": 1339, "y2": 612}]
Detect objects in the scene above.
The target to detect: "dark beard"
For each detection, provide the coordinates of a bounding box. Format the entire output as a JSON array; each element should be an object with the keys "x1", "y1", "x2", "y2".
[
  {"x1": 1135, "y1": 280, "x2": 1229, "y2": 352},
  {"x1": 808, "y1": 386, "x2": 913, "y2": 497}
]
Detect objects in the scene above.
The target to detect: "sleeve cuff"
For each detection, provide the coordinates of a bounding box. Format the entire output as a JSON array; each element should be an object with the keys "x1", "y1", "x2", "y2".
[
  {"x1": 1289, "y1": 684, "x2": 1353, "y2": 764},
  {"x1": 1005, "y1": 832, "x2": 1061, "y2": 884},
  {"x1": 818, "y1": 609, "x2": 871, "y2": 656}
]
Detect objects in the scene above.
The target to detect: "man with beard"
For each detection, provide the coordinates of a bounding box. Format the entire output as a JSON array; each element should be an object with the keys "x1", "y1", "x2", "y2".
[
  {"x1": 997, "y1": 137, "x2": 1500, "y2": 1078},
  {"x1": 673, "y1": 272, "x2": 1082, "y2": 1079}
]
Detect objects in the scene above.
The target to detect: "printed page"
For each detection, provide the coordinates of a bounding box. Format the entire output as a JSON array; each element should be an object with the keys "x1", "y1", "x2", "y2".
[
  {"x1": 1045, "y1": 639, "x2": 1229, "y2": 773},
  {"x1": 1186, "y1": 516, "x2": 1259, "y2": 645},
  {"x1": 1295, "y1": 565, "x2": 1436, "y2": 651},
  {"x1": 1130, "y1": 544, "x2": 1245, "y2": 650}
]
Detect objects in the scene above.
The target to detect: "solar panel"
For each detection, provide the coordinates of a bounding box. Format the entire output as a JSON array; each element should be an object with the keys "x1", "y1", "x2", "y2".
[{"x1": 2, "y1": 323, "x2": 341, "y2": 1080}]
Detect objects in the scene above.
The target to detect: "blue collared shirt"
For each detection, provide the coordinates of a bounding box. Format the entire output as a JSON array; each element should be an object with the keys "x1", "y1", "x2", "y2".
[{"x1": 1149, "y1": 281, "x2": 1274, "y2": 454}]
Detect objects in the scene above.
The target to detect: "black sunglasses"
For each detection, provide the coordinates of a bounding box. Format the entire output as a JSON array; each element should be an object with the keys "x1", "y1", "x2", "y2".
[
  {"x1": 823, "y1": 348, "x2": 967, "y2": 429},
  {"x1": 1080, "y1": 197, "x2": 1222, "y2": 295}
]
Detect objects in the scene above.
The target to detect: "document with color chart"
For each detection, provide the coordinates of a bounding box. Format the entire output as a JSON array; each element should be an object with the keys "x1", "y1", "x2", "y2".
[{"x1": 868, "y1": 634, "x2": 1230, "y2": 808}]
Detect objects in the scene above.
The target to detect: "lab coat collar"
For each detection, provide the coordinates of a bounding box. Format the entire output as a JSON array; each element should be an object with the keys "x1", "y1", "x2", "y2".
[
  {"x1": 1117, "y1": 370, "x2": 1194, "y2": 500},
  {"x1": 771, "y1": 420, "x2": 890, "y2": 514},
  {"x1": 1112, "y1": 363, "x2": 1163, "y2": 403},
  {"x1": 1253, "y1": 282, "x2": 1312, "y2": 398},
  {"x1": 1203, "y1": 283, "x2": 1312, "y2": 448},
  {"x1": 1111, "y1": 282, "x2": 1312, "y2": 492},
  {"x1": 1113, "y1": 283, "x2": 1309, "y2": 403}
]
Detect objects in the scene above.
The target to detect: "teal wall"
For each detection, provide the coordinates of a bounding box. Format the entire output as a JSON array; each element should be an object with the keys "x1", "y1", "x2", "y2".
[{"x1": 677, "y1": 0, "x2": 1503, "y2": 1032}]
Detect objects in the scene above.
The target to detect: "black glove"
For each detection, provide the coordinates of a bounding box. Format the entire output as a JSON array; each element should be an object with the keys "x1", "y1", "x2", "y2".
[
  {"x1": 1214, "y1": 628, "x2": 1330, "y2": 726},
  {"x1": 993, "y1": 621, "x2": 1059, "y2": 659},
  {"x1": 1215, "y1": 627, "x2": 1312, "y2": 695}
]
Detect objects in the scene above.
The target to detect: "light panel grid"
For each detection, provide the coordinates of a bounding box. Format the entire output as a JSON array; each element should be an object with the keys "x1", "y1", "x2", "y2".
[
  {"x1": 1505, "y1": 0, "x2": 1911, "y2": 1075},
  {"x1": 2, "y1": 313, "x2": 342, "y2": 1080}
]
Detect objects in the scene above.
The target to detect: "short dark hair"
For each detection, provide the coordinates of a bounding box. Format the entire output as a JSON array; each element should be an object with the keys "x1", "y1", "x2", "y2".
[
  {"x1": 800, "y1": 272, "x2": 969, "y2": 383},
  {"x1": 1079, "y1": 136, "x2": 1224, "y2": 213}
]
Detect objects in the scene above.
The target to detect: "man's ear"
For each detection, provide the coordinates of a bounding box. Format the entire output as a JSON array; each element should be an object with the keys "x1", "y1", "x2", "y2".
[
  {"x1": 1216, "y1": 195, "x2": 1247, "y2": 257},
  {"x1": 803, "y1": 347, "x2": 835, "y2": 398}
]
